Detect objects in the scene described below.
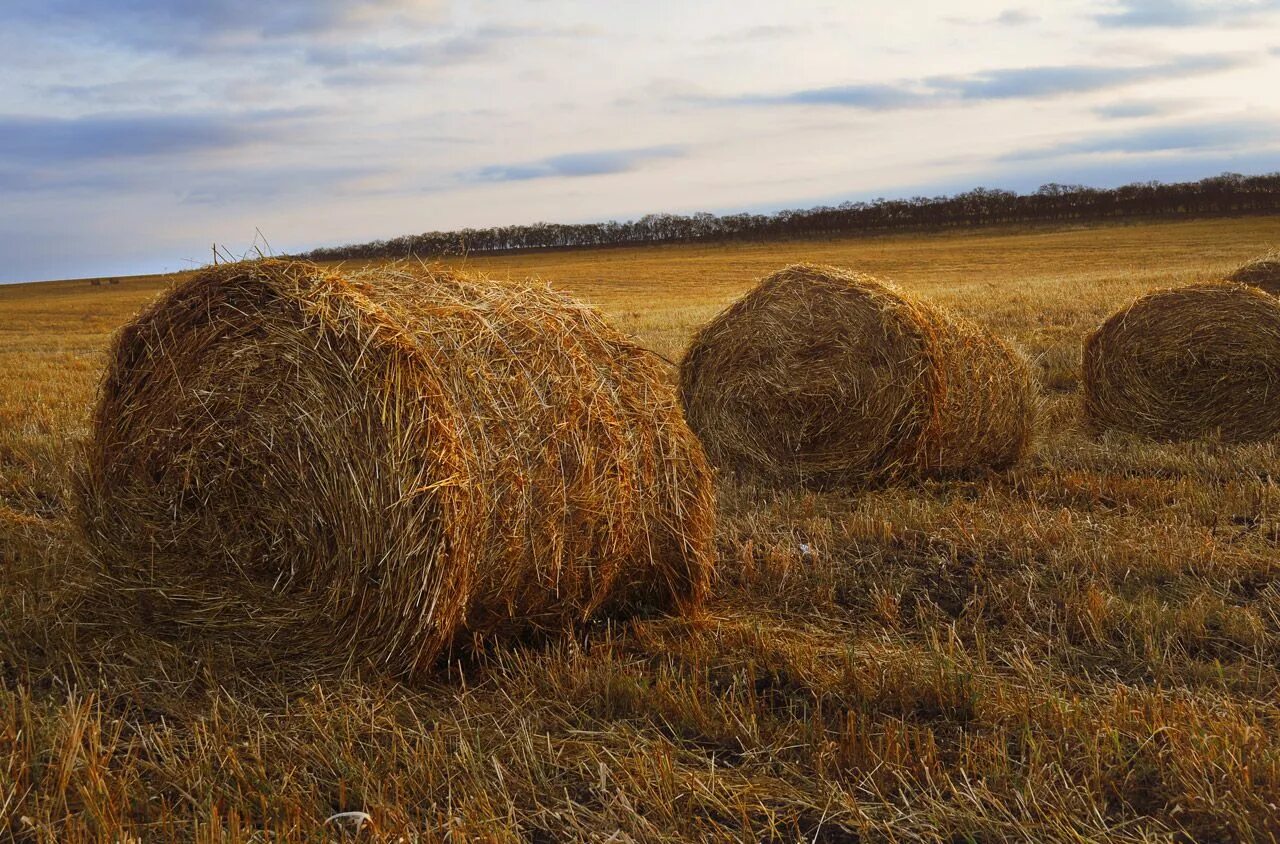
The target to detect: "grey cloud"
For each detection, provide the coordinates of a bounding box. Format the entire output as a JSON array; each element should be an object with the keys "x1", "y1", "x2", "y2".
[
  {"x1": 927, "y1": 55, "x2": 1238, "y2": 100},
  {"x1": 470, "y1": 146, "x2": 686, "y2": 182},
  {"x1": 307, "y1": 24, "x2": 587, "y2": 86},
  {"x1": 947, "y1": 9, "x2": 1039, "y2": 26},
  {"x1": 177, "y1": 164, "x2": 391, "y2": 205},
  {"x1": 305, "y1": 43, "x2": 429, "y2": 70},
  {"x1": 305, "y1": 25, "x2": 537, "y2": 70},
  {"x1": 0, "y1": 152, "x2": 390, "y2": 206},
  {"x1": 1095, "y1": 0, "x2": 1280, "y2": 28},
  {"x1": 0, "y1": 107, "x2": 343, "y2": 211},
  {"x1": 1002, "y1": 119, "x2": 1280, "y2": 161},
  {"x1": 705, "y1": 25, "x2": 807, "y2": 43},
  {"x1": 1094, "y1": 99, "x2": 1197, "y2": 119},
  {"x1": 0, "y1": 113, "x2": 249, "y2": 164},
  {"x1": 0, "y1": 110, "x2": 357, "y2": 203},
  {"x1": 0, "y1": 167, "x2": 137, "y2": 194},
  {"x1": 731, "y1": 83, "x2": 932, "y2": 110},
  {"x1": 40, "y1": 79, "x2": 189, "y2": 108},
  {"x1": 2, "y1": 0, "x2": 442, "y2": 51},
  {"x1": 722, "y1": 54, "x2": 1242, "y2": 110},
  {"x1": 996, "y1": 9, "x2": 1038, "y2": 24}
]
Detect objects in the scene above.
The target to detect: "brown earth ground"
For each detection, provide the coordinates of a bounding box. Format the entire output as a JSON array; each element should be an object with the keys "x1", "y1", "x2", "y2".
[{"x1": 3, "y1": 216, "x2": 1280, "y2": 841}]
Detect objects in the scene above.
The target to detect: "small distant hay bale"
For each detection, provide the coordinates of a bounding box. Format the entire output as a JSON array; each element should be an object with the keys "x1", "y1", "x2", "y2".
[
  {"x1": 1227, "y1": 251, "x2": 1280, "y2": 296},
  {"x1": 1083, "y1": 281, "x2": 1280, "y2": 441},
  {"x1": 79, "y1": 259, "x2": 714, "y2": 675},
  {"x1": 678, "y1": 264, "x2": 1034, "y2": 486}
]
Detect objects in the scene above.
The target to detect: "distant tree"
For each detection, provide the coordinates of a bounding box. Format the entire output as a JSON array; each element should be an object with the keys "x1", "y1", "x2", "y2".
[{"x1": 298, "y1": 172, "x2": 1280, "y2": 263}]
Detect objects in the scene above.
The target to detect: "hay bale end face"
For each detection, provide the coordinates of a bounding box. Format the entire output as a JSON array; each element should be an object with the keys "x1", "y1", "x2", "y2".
[
  {"x1": 79, "y1": 260, "x2": 715, "y2": 675},
  {"x1": 678, "y1": 264, "x2": 1034, "y2": 486},
  {"x1": 1228, "y1": 251, "x2": 1280, "y2": 296},
  {"x1": 1083, "y1": 280, "x2": 1280, "y2": 441}
]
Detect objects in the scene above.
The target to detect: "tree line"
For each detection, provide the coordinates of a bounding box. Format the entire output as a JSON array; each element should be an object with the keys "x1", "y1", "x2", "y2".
[{"x1": 301, "y1": 172, "x2": 1280, "y2": 262}]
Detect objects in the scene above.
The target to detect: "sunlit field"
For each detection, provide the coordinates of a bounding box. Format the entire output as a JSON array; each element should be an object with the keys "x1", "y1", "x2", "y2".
[{"x1": 4, "y1": 216, "x2": 1280, "y2": 841}]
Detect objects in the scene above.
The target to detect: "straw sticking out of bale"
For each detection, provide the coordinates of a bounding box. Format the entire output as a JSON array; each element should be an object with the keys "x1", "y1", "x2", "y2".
[
  {"x1": 1083, "y1": 280, "x2": 1280, "y2": 441},
  {"x1": 1228, "y1": 251, "x2": 1280, "y2": 296},
  {"x1": 79, "y1": 259, "x2": 715, "y2": 675},
  {"x1": 678, "y1": 263, "x2": 1034, "y2": 487}
]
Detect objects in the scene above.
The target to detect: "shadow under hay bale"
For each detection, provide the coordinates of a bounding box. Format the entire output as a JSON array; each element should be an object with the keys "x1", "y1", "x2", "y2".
[
  {"x1": 678, "y1": 263, "x2": 1034, "y2": 487},
  {"x1": 78, "y1": 259, "x2": 715, "y2": 676},
  {"x1": 1228, "y1": 251, "x2": 1280, "y2": 296},
  {"x1": 1083, "y1": 280, "x2": 1280, "y2": 442}
]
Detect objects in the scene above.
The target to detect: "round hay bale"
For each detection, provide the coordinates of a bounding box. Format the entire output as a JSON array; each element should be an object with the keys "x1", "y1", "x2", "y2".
[
  {"x1": 78, "y1": 259, "x2": 714, "y2": 675},
  {"x1": 678, "y1": 263, "x2": 1034, "y2": 487},
  {"x1": 1083, "y1": 280, "x2": 1280, "y2": 441},
  {"x1": 1227, "y1": 251, "x2": 1280, "y2": 296}
]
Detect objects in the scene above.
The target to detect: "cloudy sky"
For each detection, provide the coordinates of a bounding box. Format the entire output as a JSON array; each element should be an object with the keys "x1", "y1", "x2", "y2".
[{"x1": 2, "y1": 0, "x2": 1279, "y2": 282}]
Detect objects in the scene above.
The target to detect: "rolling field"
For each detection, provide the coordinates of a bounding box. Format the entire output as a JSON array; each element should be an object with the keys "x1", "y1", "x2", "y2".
[{"x1": 4, "y1": 216, "x2": 1280, "y2": 841}]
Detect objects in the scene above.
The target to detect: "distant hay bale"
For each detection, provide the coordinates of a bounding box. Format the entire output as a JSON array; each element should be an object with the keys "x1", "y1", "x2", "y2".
[
  {"x1": 678, "y1": 264, "x2": 1034, "y2": 487},
  {"x1": 79, "y1": 259, "x2": 714, "y2": 675},
  {"x1": 1083, "y1": 281, "x2": 1280, "y2": 441},
  {"x1": 1227, "y1": 251, "x2": 1280, "y2": 296}
]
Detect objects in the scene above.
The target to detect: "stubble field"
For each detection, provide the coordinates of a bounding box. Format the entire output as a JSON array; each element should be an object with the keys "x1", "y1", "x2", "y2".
[{"x1": 3, "y1": 216, "x2": 1280, "y2": 841}]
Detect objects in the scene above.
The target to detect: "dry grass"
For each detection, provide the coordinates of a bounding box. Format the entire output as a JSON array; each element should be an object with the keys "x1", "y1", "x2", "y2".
[
  {"x1": 78, "y1": 259, "x2": 713, "y2": 677},
  {"x1": 4, "y1": 216, "x2": 1280, "y2": 841},
  {"x1": 1083, "y1": 281, "x2": 1280, "y2": 442},
  {"x1": 679, "y1": 264, "x2": 1033, "y2": 486}
]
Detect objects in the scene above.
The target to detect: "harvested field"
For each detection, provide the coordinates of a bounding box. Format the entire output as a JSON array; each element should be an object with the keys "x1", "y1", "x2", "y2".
[{"x1": 4, "y1": 216, "x2": 1280, "y2": 841}]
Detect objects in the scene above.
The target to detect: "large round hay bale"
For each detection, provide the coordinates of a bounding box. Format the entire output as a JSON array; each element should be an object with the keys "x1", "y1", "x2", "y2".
[
  {"x1": 678, "y1": 264, "x2": 1034, "y2": 486},
  {"x1": 1083, "y1": 281, "x2": 1280, "y2": 441},
  {"x1": 1227, "y1": 251, "x2": 1280, "y2": 296},
  {"x1": 78, "y1": 260, "x2": 714, "y2": 675}
]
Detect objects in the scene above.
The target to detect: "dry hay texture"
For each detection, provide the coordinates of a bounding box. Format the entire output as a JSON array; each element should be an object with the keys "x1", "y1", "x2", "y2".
[
  {"x1": 679, "y1": 263, "x2": 1034, "y2": 487},
  {"x1": 1228, "y1": 250, "x2": 1280, "y2": 296},
  {"x1": 79, "y1": 259, "x2": 715, "y2": 676},
  {"x1": 1083, "y1": 280, "x2": 1280, "y2": 441}
]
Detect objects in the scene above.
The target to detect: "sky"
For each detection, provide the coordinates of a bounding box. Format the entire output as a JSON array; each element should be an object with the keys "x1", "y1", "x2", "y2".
[{"x1": 2, "y1": 0, "x2": 1279, "y2": 283}]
